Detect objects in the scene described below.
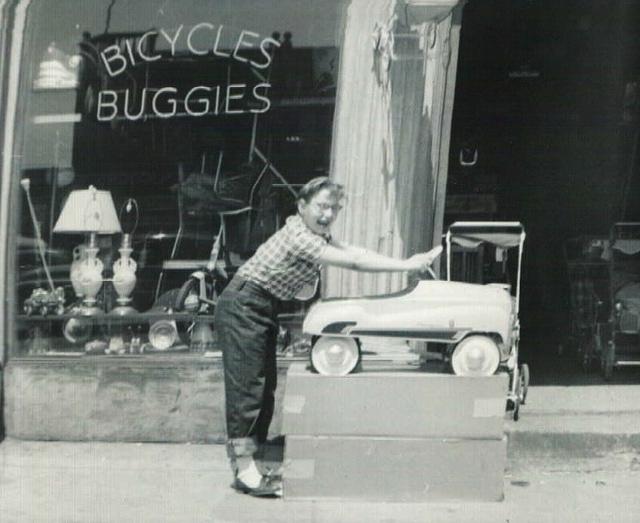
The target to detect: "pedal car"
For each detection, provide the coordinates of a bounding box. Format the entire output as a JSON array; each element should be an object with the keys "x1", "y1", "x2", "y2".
[{"x1": 304, "y1": 221, "x2": 529, "y2": 419}]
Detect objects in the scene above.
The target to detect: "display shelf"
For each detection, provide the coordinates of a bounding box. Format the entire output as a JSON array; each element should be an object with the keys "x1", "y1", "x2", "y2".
[
  {"x1": 566, "y1": 260, "x2": 608, "y2": 270},
  {"x1": 17, "y1": 312, "x2": 215, "y2": 324},
  {"x1": 9, "y1": 351, "x2": 308, "y2": 365}
]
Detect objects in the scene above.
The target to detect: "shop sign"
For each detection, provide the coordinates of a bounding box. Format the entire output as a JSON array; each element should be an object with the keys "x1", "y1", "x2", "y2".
[{"x1": 96, "y1": 23, "x2": 280, "y2": 121}]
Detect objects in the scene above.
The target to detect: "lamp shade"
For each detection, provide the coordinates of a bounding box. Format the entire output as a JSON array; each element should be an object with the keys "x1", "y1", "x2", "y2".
[{"x1": 53, "y1": 185, "x2": 122, "y2": 234}]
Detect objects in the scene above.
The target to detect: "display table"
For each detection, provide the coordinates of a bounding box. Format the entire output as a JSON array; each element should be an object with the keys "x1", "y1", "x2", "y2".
[
  {"x1": 3, "y1": 355, "x2": 296, "y2": 442},
  {"x1": 282, "y1": 363, "x2": 508, "y2": 502}
]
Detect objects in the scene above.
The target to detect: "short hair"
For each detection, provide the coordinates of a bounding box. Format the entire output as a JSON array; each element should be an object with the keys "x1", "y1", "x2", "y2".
[{"x1": 297, "y1": 176, "x2": 345, "y2": 203}]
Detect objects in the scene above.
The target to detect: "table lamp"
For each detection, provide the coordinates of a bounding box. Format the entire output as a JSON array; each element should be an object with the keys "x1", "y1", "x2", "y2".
[
  {"x1": 111, "y1": 198, "x2": 139, "y2": 316},
  {"x1": 53, "y1": 185, "x2": 121, "y2": 315}
]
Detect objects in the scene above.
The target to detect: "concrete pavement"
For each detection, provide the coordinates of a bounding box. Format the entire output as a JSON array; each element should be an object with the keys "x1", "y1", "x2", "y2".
[
  {"x1": 1, "y1": 439, "x2": 640, "y2": 523},
  {"x1": 507, "y1": 384, "x2": 640, "y2": 460},
  {"x1": 2, "y1": 381, "x2": 640, "y2": 523}
]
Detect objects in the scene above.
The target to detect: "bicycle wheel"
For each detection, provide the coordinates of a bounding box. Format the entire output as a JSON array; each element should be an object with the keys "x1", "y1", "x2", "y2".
[{"x1": 174, "y1": 277, "x2": 201, "y2": 312}]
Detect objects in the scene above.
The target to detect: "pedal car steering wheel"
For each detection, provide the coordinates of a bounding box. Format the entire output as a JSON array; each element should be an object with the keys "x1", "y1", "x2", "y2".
[
  {"x1": 419, "y1": 245, "x2": 443, "y2": 280},
  {"x1": 420, "y1": 266, "x2": 438, "y2": 280}
]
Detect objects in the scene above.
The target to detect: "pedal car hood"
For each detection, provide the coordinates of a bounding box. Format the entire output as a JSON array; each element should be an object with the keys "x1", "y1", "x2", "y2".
[{"x1": 304, "y1": 280, "x2": 515, "y2": 348}]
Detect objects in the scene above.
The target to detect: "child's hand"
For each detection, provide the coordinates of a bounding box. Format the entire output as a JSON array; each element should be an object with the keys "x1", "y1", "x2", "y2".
[{"x1": 406, "y1": 245, "x2": 443, "y2": 273}]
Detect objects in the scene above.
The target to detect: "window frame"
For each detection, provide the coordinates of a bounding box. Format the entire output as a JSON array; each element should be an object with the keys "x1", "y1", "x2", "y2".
[{"x1": 1, "y1": 0, "x2": 31, "y2": 365}]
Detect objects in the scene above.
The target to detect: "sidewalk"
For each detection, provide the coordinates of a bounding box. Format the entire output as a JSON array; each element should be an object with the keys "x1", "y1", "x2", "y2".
[
  {"x1": 507, "y1": 384, "x2": 640, "y2": 459},
  {"x1": 0, "y1": 438, "x2": 639, "y2": 523},
  {"x1": 1, "y1": 383, "x2": 640, "y2": 523}
]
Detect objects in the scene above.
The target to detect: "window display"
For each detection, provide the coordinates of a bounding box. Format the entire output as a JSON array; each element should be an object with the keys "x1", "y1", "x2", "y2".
[{"x1": 12, "y1": 0, "x2": 343, "y2": 357}]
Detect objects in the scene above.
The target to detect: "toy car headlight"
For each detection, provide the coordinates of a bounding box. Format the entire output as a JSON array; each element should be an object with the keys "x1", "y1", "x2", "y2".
[
  {"x1": 451, "y1": 336, "x2": 500, "y2": 377},
  {"x1": 310, "y1": 336, "x2": 360, "y2": 376}
]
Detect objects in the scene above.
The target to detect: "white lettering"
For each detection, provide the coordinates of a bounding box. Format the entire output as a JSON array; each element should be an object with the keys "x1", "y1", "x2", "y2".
[
  {"x1": 187, "y1": 23, "x2": 214, "y2": 56},
  {"x1": 233, "y1": 30, "x2": 259, "y2": 64},
  {"x1": 212, "y1": 85, "x2": 221, "y2": 115},
  {"x1": 124, "y1": 88, "x2": 146, "y2": 120},
  {"x1": 97, "y1": 90, "x2": 119, "y2": 121},
  {"x1": 254, "y1": 37, "x2": 281, "y2": 70},
  {"x1": 137, "y1": 31, "x2": 161, "y2": 62},
  {"x1": 185, "y1": 86, "x2": 211, "y2": 116},
  {"x1": 160, "y1": 25, "x2": 183, "y2": 56},
  {"x1": 213, "y1": 24, "x2": 230, "y2": 58},
  {"x1": 125, "y1": 39, "x2": 137, "y2": 66},
  {"x1": 251, "y1": 83, "x2": 271, "y2": 114},
  {"x1": 100, "y1": 45, "x2": 127, "y2": 77},
  {"x1": 152, "y1": 87, "x2": 178, "y2": 118},
  {"x1": 225, "y1": 84, "x2": 246, "y2": 114}
]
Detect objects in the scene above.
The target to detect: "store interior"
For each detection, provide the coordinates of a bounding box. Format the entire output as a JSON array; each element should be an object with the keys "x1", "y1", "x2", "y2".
[
  {"x1": 445, "y1": 0, "x2": 640, "y2": 382},
  {"x1": 13, "y1": 0, "x2": 640, "y2": 382},
  {"x1": 16, "y1": 0, "x2": 343, "y2": 356}
]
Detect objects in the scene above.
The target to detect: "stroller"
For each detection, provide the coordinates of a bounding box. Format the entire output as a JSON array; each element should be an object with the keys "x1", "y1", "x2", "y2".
[
  {"x1": 599, "y1": 222, "x2": 640, "y2": 379},
  {"x1": 563, "y1": 235, "x2": 609, "y2": 371},
  {"x1": 445, "y1": 221, "x2": 529, "y2": 419}
]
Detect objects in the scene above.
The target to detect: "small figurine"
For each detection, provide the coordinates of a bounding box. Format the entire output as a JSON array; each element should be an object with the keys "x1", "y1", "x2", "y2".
[
  {"x1": 106, "y1": 335, "x2": 126, "y2": 355},
  {"x1": 85, "y1": 339, "x2": 108, "y2": 355},
  {"x1": 23, "y1": 287, "x2": 65, "y2": 316}
]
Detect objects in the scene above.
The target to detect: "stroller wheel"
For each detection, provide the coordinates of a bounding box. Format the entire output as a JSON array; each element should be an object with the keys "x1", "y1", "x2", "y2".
[
  {"x1": 519, "y1": 363, "x2": 530, "y2": 405},
  {"x1": 513, "y1": 399, "x2": 520, "y2": 421},
  {"x1": 601, "y1": 342, "x2": 614, "y2": 381}
]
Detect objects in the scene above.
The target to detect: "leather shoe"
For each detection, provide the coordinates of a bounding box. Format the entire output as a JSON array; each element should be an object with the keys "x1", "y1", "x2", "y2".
[{"x1": 231, "y1": 475, "x2": 282, "y2": 498}]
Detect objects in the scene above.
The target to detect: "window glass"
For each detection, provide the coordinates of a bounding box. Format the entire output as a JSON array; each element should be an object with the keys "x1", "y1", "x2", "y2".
[{"x1": 13, "y1": 0, "x2": 342, "y2": 356}]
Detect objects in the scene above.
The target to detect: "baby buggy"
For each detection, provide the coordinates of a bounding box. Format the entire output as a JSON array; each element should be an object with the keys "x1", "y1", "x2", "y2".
[
  {"x1": 303, "y1": 221, "x2": 529, "y2": 419},
  {"x1": 599, "y1": 222, "x2": 640, "y2": 379}
]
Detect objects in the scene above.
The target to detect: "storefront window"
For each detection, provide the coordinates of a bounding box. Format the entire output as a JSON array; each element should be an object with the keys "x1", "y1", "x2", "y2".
[{"x1": 11, "y1": 0, "x2": 343, "y2": 357}]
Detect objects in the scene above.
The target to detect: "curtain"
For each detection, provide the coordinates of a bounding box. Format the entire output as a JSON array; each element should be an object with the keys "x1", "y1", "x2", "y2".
[{"x1": 325, "y1": 0, "x2": 457, "y2": 297}]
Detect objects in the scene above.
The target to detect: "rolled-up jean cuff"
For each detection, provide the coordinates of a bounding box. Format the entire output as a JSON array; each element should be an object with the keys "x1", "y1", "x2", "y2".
[{"x1": 226, "y1": 436, "x2": 259, "y2": 459}]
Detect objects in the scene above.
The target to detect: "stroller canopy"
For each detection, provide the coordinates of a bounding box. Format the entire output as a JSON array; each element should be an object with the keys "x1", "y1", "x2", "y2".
[
  {"x1": 448, "y1": 222, "x2": 525, "y2": 250},
  {"x1": 611, "y1": 239, "x2": 640, "y2": 256}
]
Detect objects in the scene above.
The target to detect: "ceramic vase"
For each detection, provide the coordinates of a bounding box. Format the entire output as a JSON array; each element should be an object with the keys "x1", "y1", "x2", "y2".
[
  {"x1": 70, "y1": 244, "x2": 87, "y2": 298},
  {"x1": 113, "y1": 246, "x2": 137, "y2": 305},
  {"x1": 79, "y1": 246, "x2": 103, "y2": 306}
]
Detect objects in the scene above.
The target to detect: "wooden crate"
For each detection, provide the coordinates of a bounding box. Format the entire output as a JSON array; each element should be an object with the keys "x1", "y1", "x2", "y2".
[
  {"x1": 284, "y1": 435, "x2": 507, "y2": 502},
  {"x1": 283, "y1": 363, "x2": 508, "y2": 439}
]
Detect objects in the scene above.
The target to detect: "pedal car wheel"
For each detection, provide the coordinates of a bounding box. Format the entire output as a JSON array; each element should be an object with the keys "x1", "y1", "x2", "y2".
[
  {"x1": 310, "y1": 336, "x2": 361, "y2": 376},
  {"x1": 519, "y1": 363, "x2": 530, "y2": 405},
  {"x1": 451, "y1": 336, "x2": 500, "y2": 377},
  {"x1": 174, "y1": 278, "x2": 201, "y2": 312}
]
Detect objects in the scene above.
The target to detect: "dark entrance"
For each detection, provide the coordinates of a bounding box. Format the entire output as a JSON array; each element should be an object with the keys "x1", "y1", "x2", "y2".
[{"x1": 446, "y1": 0, "x2": 640, "y2": 382}]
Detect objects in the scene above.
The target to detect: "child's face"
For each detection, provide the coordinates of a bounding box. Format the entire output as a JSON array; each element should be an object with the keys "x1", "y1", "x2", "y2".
[{"x1": 298, "y1": 188, "x2": 342, "y2": 235}]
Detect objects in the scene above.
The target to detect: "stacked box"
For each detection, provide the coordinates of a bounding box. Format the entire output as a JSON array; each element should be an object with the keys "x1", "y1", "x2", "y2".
[{"x1": 282, "y1": 363, "x2": 508, "y2": 502}]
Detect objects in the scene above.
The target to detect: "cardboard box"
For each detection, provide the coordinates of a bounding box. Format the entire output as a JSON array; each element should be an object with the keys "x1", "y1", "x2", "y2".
[
  {"x1": 282, "y1": 363, "x2": 508, "y2": 439},
  {"x1": 284, "y1": 435, "x2": 507, "y2": 502}
]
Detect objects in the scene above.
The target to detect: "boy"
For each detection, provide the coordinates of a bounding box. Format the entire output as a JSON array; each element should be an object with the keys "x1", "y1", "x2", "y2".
[{"x1": 214, "y1": 177, "x2": 442, "y2": 496}]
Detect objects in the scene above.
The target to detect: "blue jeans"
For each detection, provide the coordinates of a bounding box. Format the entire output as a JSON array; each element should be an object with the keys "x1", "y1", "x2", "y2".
[{"x1": 214, "y1": 275, "x2": 280, "y2": 463}]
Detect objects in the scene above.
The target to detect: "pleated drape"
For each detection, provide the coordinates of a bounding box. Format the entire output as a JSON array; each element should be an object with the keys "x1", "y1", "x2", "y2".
[{"x1": 325, "y1": 0, "x2": 457, "y2": 297}]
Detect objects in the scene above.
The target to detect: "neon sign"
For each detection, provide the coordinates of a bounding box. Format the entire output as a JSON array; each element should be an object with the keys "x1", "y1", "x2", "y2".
[{"x1": 96, "y1": 24, "x2": 280, "y2": 121}]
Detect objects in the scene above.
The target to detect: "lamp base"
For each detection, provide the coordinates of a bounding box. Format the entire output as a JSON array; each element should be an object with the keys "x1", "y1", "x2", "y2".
[
  {"x1": 110, "y1": 305, "x2": 137, "y2": 316},
  {"x1": 80, "y1": 304, "x2": 104, "y2": 316}
]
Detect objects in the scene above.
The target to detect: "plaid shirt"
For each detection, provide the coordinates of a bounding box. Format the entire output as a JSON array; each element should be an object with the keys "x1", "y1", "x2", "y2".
[{"x1": 237, "y1": 215, "x2": 329, "y2": 300}]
